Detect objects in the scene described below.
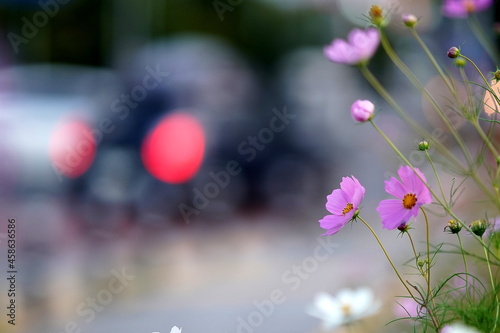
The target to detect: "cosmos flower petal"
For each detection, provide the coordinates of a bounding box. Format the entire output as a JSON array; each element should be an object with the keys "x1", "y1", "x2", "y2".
[
  {"x1": 307, "y1": 288, "x2": 380, "y2": 329},
  {"x1": 351, "y1": 186, "x2": 365, "y2": 207},
  {"x1": 341, "y1": 176, "x2": 365, "y2": 205},
  {"x1": 337, "y1": 287, "x2": 378, "y2": 318},
  {"x1": 324, "y1": 40, "x2": 358, "y2": 65},
  {"x1": 340, "y1": 176, "x2": 357, "y2": 197},
  {"x1": 398, "y1": 165, "x2": 421, "y2": 191},
  {"x1": 477, "y1": 0, "x2": 493, "y2": 10},
  {"x1": 377, "y1": 199, "x2": 412, "y2": 230},
  {"x1": 384, "y1": 177, "x2": 406, "y2": 198},
  {"x1": 325, "y1": 189, "x2": 348, "y2": 215},
  {"x1": 442, "y1": 2, "x2": 468, "y2": 17},
  {"x1": 440, "y1": 322, "x2": 482, "y2": 333},
  {"x1": 378, "y1": 166, "x2": 431, "y2": 229},
  {"x1": 324, "y1": 28, "x2": 379, "y2": 65},
  {"x1": 348, "y1": 28, "x2": 379, "y2": 60},
  {"x1": 308, "y1": 292, "x2": 338, "y2": 314},
  {"x1": 319, "y1": 215, "x2": 349, "y2": 235},
  {"x1": 319, "y1": 176, "x2": 365, "y2": 235},
  {"x1": 414, "y1": 181, "x2": 432, "y2": 205},
  {"x1": 442, "y1": 0, "x2": 492, "y2": 18},
  {"x1": 306, "y1": 292, "x2": 343, "y2": 329},
  {"x1": 398, "y1": 166, "x2": 432, "y2": 204}
]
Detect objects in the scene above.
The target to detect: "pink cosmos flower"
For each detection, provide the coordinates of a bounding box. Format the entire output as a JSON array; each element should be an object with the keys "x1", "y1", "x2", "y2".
[
  {"x1": 351, "y1": 99, "x2": 374, "y2": 122},
  {"x1": 324, "y1": 28, "x2": 380, "y2": 65},
  {"x1": 442, "y1": 0, "x2": 493, "y2": 18},
  {"x1": 319, "y1": 176, "x2": 365, "y2": 235},
  {"x1": 376, "y1": 166, "x2": 432, "y2": 230}
]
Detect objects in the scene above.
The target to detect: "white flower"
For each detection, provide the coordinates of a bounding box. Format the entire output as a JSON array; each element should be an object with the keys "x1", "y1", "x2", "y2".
[
  {"x1": 170, "y1": 326, "x2": 182, "y2": 333},
  {"x1": 306, "y1": 288, "x2": 381, "y2": 329},
  {"x1": 440, "y1": 323, "x2": 481, "y2": 333}
]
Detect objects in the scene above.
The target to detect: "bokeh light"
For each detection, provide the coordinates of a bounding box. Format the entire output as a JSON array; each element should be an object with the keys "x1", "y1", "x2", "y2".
[
  {"x1": 49, "y1": 119, "x2": 96, "y2": 178},
  {"x1": 141, "y1": 111, "x2": 205, "y2": 184}
]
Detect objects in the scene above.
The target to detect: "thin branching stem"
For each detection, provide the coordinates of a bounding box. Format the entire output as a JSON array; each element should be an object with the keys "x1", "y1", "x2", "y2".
[
  {"x1": 378, "y1": 28, "x2": 474, "y2": 168},
  {"x1": 425, "y1": 150, "x2": 446, "y2": 203},
  {"x1": 369, "y1": 120, "x2": 500, "y2": 261},
  {"x1": 357, "y1": 216, "x2": 417, "y2": 300},
  {"x1": 456, "y1": 233, "x2": 471, "y2": 300},
  {"x1": 483, "y1": 241, "x2": 499, "y2": 332}
]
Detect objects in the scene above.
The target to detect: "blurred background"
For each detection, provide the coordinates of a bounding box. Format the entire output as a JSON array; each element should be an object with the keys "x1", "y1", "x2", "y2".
[{"x1": 0, "y1": 0, "x2": 497, "y2": 332}]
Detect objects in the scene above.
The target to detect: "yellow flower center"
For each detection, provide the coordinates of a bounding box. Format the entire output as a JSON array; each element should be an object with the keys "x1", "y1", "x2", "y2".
[
  {"x1": 402, "y1": 193, "x2": 417, "y2": 209},
  {"x1": 342, "y1": 203, "x2": 354, "y2": 216},
  {"x1": 369, "y1": 5, "x2": 383, "y2": 19},
  {"x1": 341, "y1": 303, "x2": 352, "y2": 316}
]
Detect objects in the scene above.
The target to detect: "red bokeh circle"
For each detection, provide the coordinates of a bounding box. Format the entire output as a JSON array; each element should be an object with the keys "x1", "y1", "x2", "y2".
[
  {"x1": 49, "y1": 120, "x2": 96, "y2": 178},
  {"x1": 141, "y1": 112, "x2": 205, "y2": 184}
]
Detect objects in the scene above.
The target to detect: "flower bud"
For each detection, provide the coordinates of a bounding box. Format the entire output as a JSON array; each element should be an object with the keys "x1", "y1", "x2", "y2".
[
  {"x1": 469, "y1": 219, "x2": 487, "y2": 237},
  {"x1": 397, "y1": 222, "x2": 410, "y2": 232},
  {"x1": 444, "y1": 219, "x2": 462, "y2": 234},
  {"x1": 351, "y1": 100, "x2": 374, "y2": 122},
  {"x1": 418, "y1": 140, "x2": 429, "y2": 151},
  {"x1": 494, "y1": 69, "x2": 500, "y2": 82},
  {"x1": 369, "y1": 5, "x2": 386, "y2": 27},
  {"x1": 454, "y1": 58, "x2": 466, "y2": 67},
  {"x1": 402, "y1": 14, "x2": 417, "y2": 27},
  {"x1": 417, "y1": 259, "x2": 425, "y2": 267},
  {"x1": 447, "y1": 47, "x2": 460, "y2": 59}
]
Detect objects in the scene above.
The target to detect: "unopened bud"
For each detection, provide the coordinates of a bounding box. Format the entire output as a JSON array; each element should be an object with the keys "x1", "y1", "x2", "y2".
[
  {"x1": 470, "y1": 219, "x2": 487, "y2": 237},
  {"x1": 494, "y1": 70, "x2": 500, "y2": 82},
  {"x1": 351, "y1": 99, "x2": 375, "y2": 122},
  {"x1": 402, "y1": 14, "x2": 417, "y2": 27},
  {"x1": 418, "y1": 140, "x2": 429, "y2": 151},
  {"x1": 454, "y1": 58, "x2": 466, "y2": 67},
  {"x1": 447, "y1": 47, "x2": 460, "y2": 59},
  {"x1": 397, "y1": 222, "x2": 410, "y2": 232}
]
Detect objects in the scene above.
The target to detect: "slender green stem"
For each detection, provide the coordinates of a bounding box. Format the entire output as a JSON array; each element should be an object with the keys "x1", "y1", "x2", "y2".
[
  {"x1": 420, "y1": 209, "x2": 440, "y2": 330},
  {"x1": 378, "y1": 28, "x2": 474, "y2": 167},
  {"x1": 405, "y1": 231, "x2": 434, "y2": 302},
  {"x1": 409, "y1": 28, "x2": 455, "y2": 94},
  {"x1": 468, "y1": 14, "x2": 500, "y2": 64},
  {"x1": 358, "y1": 65, "x2": 465, "y2": 171},
  {"x1": 458, "y1": 55, "x2": 500, "y2": 160},
  {"x1": 420, "y1": 208, "x2": 433, "y2": 303},
  {"x1": 425, "y1": 150, "x2": 446, "y2": 203},
  {"x1": 369, "y1": 119, "x2": 500, "y2": 261},
  {"x1": 357, "y1": 216, "x2": 416, "y2": 300},
  {"x1": 470, "y1": 119, "x2": 500, "y2": 211},
  {"x1": 483, "y1": 243, "x2": 499, "y2": 332},
  {"x1": 458, "y1": 67, "x2": 474, "y2": 113},
  {"x1": 406, "y1": 231, "x2": 420, "y2": 266},
  {"x1": 370, "y1": 120, "x2": 448, "y2": 209},
  {"x1": 471, "y1": 119, "x2": 500, "y2": 158},
  {"x1": 456, "y1": 233, "x2": 470, "y2": 300},
  {"x1": 459, "y1": 54, "x2": 500, "y2": 105},
  {"x1": 362, "y1": 59, "x2": 496, "y2": 208}
]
